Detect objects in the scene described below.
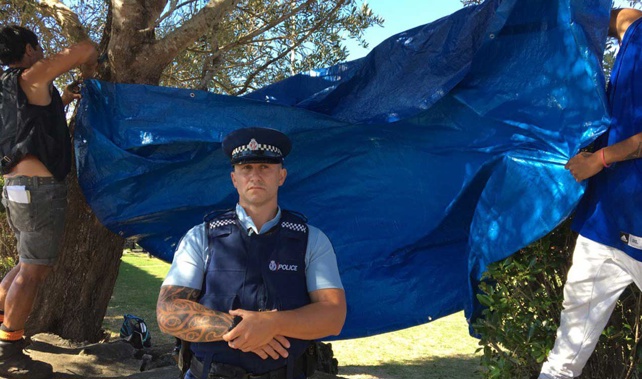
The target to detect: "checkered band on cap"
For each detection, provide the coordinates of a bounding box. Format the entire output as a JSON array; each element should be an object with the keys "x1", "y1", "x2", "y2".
[
  {"x1": 209, "y1": 219, "x2": 235, "y2": 229},
  {"x1": 223, "y1": 128, "x2": 291, "y2": 163},
  {"x1": 232, "y1": 138, "x2": 282, "y2": 158},
  {"x1": 281, "y1": 221, "x2": 307, "y2": 233}
]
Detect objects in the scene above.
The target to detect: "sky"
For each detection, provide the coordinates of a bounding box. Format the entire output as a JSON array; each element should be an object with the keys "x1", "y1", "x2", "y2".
[{"x1": 345, "y1": 0, "x2": 464, "y2": 60}]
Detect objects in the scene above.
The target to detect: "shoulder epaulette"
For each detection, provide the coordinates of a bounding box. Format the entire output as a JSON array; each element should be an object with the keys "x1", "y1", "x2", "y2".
[
  {"x1": 208, "y1": 217, "x2": 235, "y2": 229},
  {"x1": 280, "y1": 209, "x2": 308, "y2": 234},
  {"x1": 203, "y1": 208, "x2": 234, "y2": 223},
  {"x1": 280, "y1": 221, "x2": 308, "y2": 234}
]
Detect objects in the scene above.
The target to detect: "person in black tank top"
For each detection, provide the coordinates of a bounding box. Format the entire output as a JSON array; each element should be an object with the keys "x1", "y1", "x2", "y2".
[{"x1": 0, "y1": 25, "x2": 97, "y2": 379}]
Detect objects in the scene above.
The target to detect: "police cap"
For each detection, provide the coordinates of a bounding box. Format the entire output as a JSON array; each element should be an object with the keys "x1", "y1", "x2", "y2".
[{"x1": 222, "y1": 127, "x2": 291, "y2": 165}]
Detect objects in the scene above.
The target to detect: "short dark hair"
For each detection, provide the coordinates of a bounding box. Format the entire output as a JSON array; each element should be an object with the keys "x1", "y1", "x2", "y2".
[{"x1": 0, "y1": 25, "x2": 39, "y2": 65}]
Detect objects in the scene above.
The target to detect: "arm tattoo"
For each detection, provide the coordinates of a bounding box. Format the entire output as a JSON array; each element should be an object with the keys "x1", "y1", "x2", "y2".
[
  {"x1": 625, "y1": 142, "x2": 642, "y2": 160},
  {"x1": 157, "y1": 285, "x2": 234, "y2": 342}
]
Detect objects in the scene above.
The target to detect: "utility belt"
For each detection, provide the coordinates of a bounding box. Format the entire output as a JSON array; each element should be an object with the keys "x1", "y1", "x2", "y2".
[{"x1": 189, "y1": 354, "x2": 308, "y2": 379}]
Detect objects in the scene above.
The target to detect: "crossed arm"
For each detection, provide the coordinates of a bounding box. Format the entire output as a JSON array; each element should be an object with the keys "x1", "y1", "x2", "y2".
[
  {"x1": 156, "y1": 285, "x2": 346, "y2": 359},
  {"x1": 156, "y1": 285, "x2": 235, "y2": 341},
  {"x1": 222, "y1": 288, "x2": 347, "y2": 353}
]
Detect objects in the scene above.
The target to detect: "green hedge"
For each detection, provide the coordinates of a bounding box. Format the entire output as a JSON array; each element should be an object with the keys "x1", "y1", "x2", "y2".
[
  {"x1": 0, "y1": 213, "x2": 16, "y2": 277},
  {"x1": 473, "y1": 221, "x2": 642, "y2": 379}
]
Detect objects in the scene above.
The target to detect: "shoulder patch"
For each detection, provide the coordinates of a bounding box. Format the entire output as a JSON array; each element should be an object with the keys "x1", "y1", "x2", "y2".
[{"x1": 281, "y1": 221, "x2": 307, "y2": 233}]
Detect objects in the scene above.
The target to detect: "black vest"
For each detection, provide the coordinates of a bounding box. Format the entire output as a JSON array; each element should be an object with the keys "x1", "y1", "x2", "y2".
[
  {"x1": 191, "y1": 210, "x2": 311, "y2": 375},
  {"x1": 0, "y1": 68, "x2": 71, "y2": 180}
]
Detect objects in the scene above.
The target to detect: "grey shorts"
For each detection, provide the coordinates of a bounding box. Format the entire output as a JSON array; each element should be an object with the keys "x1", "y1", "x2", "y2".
[{"x1": 2, "y1": 176, "x2": 67, "y2": 266}]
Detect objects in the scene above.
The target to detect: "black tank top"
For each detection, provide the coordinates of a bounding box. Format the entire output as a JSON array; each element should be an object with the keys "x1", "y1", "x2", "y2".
[{"x1": 0, "y1": 68, "x2": 71, "y2": 180}]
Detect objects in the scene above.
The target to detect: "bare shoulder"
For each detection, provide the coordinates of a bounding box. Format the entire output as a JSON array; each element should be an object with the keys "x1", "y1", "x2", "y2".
[
  {"x1": 611, "y1": 8, "x2": 642, "y2": 41},
  {"x1": 21, "y1": 40, "x2": 96, "y2": 86}
]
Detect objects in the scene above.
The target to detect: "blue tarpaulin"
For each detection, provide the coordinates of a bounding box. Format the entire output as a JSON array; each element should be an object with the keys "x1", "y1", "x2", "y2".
[{"x1": 75, "y1": 0, "x2": 611, "y2": 339}]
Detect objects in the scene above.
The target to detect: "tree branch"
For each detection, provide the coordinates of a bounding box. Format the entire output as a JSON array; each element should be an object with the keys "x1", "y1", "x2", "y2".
[
  {"x1": 232, "y1": 0, "x2": 347, "y2": 96},
  {"x1": 151, "y1": 0, "x2": 240, "y2": 67},
  {"x1": 37, "y1": 0, "x2": 90, "y2": 43},
  {"x1": 158, "y1": 0, "x2": 200, "y2": 25},
  {"x1": 220, "y1": 0, "x2": 316, "y2": 53},
  {"x1": 198, "y1": 29, "x2": 221, "y2": 90}
]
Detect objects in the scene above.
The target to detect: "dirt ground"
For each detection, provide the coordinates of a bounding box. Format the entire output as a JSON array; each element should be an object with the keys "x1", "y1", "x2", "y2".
[{"x1": 19, "y1": 333, "x2": 345, "y2": 379}]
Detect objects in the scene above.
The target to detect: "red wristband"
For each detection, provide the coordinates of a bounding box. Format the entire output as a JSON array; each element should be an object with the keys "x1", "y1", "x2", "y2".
[{"x1": 601, "y1": 149, "x2": 611, "y2": 168}]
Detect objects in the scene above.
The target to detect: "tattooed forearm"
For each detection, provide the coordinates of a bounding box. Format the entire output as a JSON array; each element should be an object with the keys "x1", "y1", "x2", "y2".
[
  {"x1": 625, "y1": 142, "x2": 642, "y2": 160},
  {"x1": 157, "y1": 285, "x2": 234, "y2": 342}
]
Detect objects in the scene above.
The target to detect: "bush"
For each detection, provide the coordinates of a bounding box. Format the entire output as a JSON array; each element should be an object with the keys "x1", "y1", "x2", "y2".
[
  {"x1": 0, "y1": 177, "x2": 17, "y2": 277},
  {"x1": 473, "y1": 221, "x2": 642, "y2": 379},
  {"x1": 0, "y1": 213, "x2": 17, "y2": 277}
]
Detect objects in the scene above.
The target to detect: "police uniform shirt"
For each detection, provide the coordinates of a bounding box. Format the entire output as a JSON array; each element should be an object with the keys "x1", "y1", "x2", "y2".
[{"x1": 163, "y1": 204, "x2": 344, "y2": 292}]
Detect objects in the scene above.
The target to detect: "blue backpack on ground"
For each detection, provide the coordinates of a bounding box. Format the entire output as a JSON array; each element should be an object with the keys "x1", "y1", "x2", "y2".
[{"x1": 120, "y1": 314, "x2": 151, "y2": 349}]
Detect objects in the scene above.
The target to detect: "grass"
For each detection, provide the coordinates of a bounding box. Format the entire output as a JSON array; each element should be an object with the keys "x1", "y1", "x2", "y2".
[
  {"x1": 103, "y1": 251, "x2": 175, "y2": 348},
  {"x1": 104, "y1": 252, "x2": 483, "y2": 378},
  {"x1": 330, "y1": 315, "x2": 482, "y2": 378}
]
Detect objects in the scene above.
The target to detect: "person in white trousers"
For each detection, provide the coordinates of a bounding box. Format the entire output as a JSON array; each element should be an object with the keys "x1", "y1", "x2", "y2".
[{"x1": 539, "y1": 8, "x2": 642, "y2": 379}]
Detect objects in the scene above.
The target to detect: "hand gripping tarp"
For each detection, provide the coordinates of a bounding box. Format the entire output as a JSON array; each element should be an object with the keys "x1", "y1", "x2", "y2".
[{"x1": 75, "y1": 0, "x2": 611, "y2": 339}]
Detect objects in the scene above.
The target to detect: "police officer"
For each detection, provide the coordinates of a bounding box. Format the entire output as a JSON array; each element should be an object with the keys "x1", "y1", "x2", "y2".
[
  {"x1": 157, "y1": 127, "x2": 347, "y2": 379},
  {"x1": 539, "y1": 8, "x2": 642, "y2": 379},
  {"x1": 0, "y1": 26, "x2": 97, "y2": 379}
]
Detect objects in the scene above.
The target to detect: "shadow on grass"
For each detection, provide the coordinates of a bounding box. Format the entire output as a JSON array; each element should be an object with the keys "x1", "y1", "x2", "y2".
[{"x1": 338, "y1": 355, "x2": 482, "y2": 379}]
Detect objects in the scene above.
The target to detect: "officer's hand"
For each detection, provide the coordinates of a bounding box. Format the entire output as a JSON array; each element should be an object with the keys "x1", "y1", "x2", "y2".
[
  {"x1": 250, "y1": 335, "x2": 290, "y2": 360},
  {"x1": 223, "y1": 309, "x2": 278, "y2": 352},
  {"x1": 564, "y1": 151, "x2": 603, "y2": 182}
]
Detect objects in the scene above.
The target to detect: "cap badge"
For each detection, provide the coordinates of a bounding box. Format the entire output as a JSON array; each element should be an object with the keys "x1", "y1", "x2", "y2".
[{"x1": 248, "y1": 138, "x2": 259, "y2": 151}]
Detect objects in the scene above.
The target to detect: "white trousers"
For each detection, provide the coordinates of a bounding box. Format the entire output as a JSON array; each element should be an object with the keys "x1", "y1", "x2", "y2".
[{"x1": 539, "y1": 235, "x2": 642, "y2": 379}]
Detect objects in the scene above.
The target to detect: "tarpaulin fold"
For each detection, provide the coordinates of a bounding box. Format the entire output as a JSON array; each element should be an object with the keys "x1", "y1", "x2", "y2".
[{"x1": 75, "y1": 0, "x2": 611, "y2": 339}]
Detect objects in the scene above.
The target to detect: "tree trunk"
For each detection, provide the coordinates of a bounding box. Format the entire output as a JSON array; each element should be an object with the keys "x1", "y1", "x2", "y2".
[{"x1": 25, "y1": 131, "x2": 124, "y2": 342}]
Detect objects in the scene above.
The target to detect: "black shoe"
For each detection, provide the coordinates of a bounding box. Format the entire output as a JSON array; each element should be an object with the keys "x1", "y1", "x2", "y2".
[{"x1": 0, "y1": 339, "x2": 52, "y2": 379}]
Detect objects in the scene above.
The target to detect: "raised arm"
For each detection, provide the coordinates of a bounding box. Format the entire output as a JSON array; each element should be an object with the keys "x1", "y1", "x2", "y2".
[
  {"x1": 20, "y1": 40, "x2": 97, "y2": 106},
  {"x1": 156, "y1": 285, "x2": 235, "y2": 342}
]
